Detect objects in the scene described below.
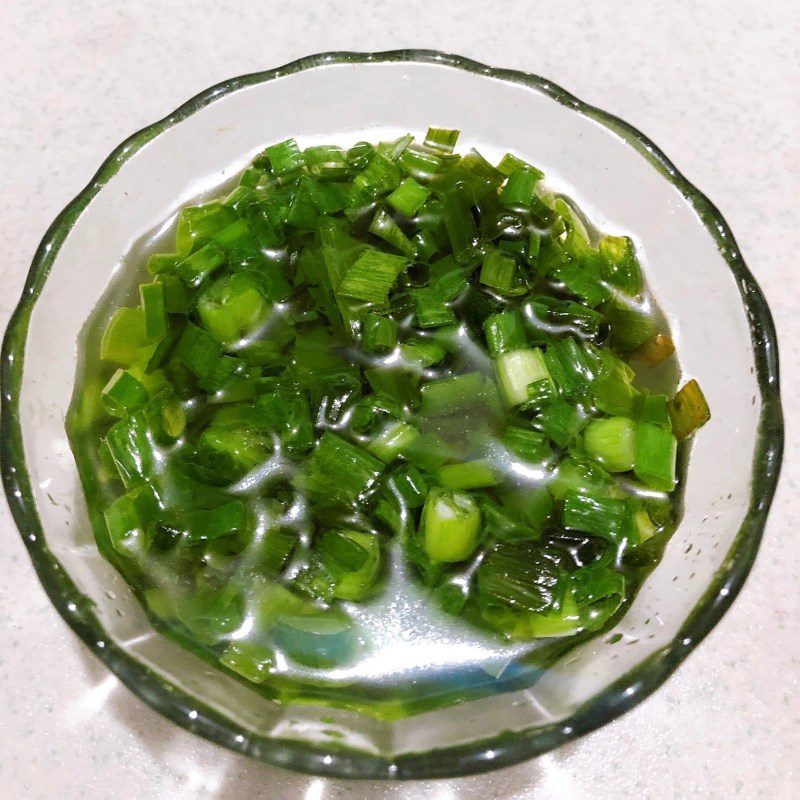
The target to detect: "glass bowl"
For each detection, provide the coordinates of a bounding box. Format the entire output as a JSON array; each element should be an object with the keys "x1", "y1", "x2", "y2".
[{"x1": 0, "y1": 51, "x2": 783, "y2": 779}]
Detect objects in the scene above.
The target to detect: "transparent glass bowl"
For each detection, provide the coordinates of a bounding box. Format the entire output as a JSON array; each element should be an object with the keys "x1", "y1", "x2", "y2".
[{"x1": 0, "y1": 51, "x2": 783, "y2": 779}]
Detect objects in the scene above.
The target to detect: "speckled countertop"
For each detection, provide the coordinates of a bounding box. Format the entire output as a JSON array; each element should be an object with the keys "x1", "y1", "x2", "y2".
[{"x1": 1, "y1": 2, "x2": 798, "y2": 798}]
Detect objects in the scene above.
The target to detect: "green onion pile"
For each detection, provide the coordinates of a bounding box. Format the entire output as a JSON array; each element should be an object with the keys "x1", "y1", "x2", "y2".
[{"x1": 69, "y1": 128, "x2": 711, "y2": 688}]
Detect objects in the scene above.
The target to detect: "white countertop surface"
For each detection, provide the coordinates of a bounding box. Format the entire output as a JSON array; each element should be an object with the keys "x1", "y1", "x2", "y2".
[{"x1": 1, "y1": 2, "x2": 797, "y2": 797}]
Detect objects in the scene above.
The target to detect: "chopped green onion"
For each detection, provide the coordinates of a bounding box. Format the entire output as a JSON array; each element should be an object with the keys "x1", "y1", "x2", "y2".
[
  {"x1": 197, "y1": 272, "x2": 266, "y2": 345},
  {"x1": 525, "y1": 296, "x2": 604, "y2": 341},
  {"x1": 503, "y1": 426, "x2": 552, "y2": 464},
  {"x1": 318, "y1": 530, "x2": 369, "y2": 572},
  {"x1": 197, "y1": 354, "x2": 249, "y2": 394},
  {"x1": 630, "y1": 333, "x2": 675, "y2": 366},
  {"x1": 223, "y1": 186, "x2": 256, "y2": 218},
  {"x1": 432, "y1": 268, "x2": 467, "y2": 302},
  {"x1": 353, "y1": 154, "x2": 401, "y2": 199},
  {"x1": 369, "y1": 207, "x2": 417, "y2": 257},
  {"x1": 263, "y1": 138, "x2": 304, "y2": 176},
  {"x1": 285, "y1": 179, "x2": 320, "y2": 230},
  {"x1": 422, "y1": 486, "x2": 481, "y2": 563},
  {"x1": 103, "y1": 484, "x2": 159, "y2": 554},
  {"x1": 245, "y1": 200, "x2": 285, "y2": 248},
  {"x1": 562, "y1": 491, "x2": 631, "y2": 546},
  {"x1": 521, "y1": 377, "x2": 557, "y2": 410},
  {"x1": 399, "y1": 338, "x2": 446, "y2": 368},
  {"x1": 502, "y1": 487, "x2": 554, "y2": 534},
  {"x1": 553, "y1": 260, "x2": 610, "y2": 307},
  {"x1": 220, "y1": 641, "x2": 275, "y2": 684},
  {"x1": 543, "y1": 337, "x2": 597, "y2": 398},
  {"x1": 631, "y1": 506, "x2": 656, "y2": 542},
  {"x1": 605, "y1": 297, "x2": 656, "y2": 353},
  {"x1": 412, "y1": 230, "x2": 439, "y2": 262},
  {"x1": 634, "y1": 422, "x2": 677, "y2": 491},
  {"x1": 299, "y1": 432, "x2": 383, "y2": 510},
  {"x1": 346, "y1": 141, "x2": 375, "y2": 170},
  {"x1": 100, "y1": 307, "x2": 150, "y2": 366},
  {"x1": 414, "y1": 198, "x2": 445, "y2": 233},
  {"x1": 403, "y1": 432, "x2": 457, "y2": 472},
  {"x1": 361, "y1": 312, "x2": 398, "y2": 353},
  {"x1": 144, "y1": 390, "x2": 185, "y2": 441},
  {"x1": 175, "y1": 203, "x2": 237, "y2": 255},
  {"x1": 213, "y1": 217, "x2": 262, "y2": 257},
  {"x1": 483, "y1": 311, "x2": 527, "y2": 357},
  {"x1": 599, "y1": 235, "x2": 643, "y2": 295},
  {"x1": 569, "y1": 558, "x2": 626, "y2": 608},
  {"x1": 238, "y1": 167, "x2": 265, "y2": 189},
  {"x1": 258, "y1": 526, "x2": 297, "y2": 574},
  {"x1": 438, "y1": 460, "x2": 500, "y2": 490},
  {"x1": 146, "y1": 253, "x2": 180, "y2": 276},
  {"x1": 101, "y1": 369, "x2": 149, "y2": 418},
  {"x1": 498, "y1": 239, "x2": 526, "y2": 257},
  {"x1": 306, "y1": 179, "x2": 352, "y2": 215},
  {"x1": 387, "y1": 178, "x2": 431, "y2": 217},
  {"x1": 505, "y1": 594, "x2": 586, "y2": 639},
  {"x1": 527, "y1": 230, "x2": 541, "y2": 267},
  {"x1": 365, "y1": 367, "x2": 420, "y2": 412},
  {"x1": 379, "y1": 134, "x2": 414, "y2": 162},
  {"x1": 442, "y1": 189, "x2": 481, "y2": 265},
  {"x1": 174, "y1": 322, "x2": 224, "y2": 379},
  {"x1": 336, "y1": 249, "x2": 408, "y2": 303},
  {"x1": 535, "y1": 399, "x2": 588, "y2": 447},
  {"x1": 593, "y1": 348, "x2": 639, "y2": 416},
  {"x1": 156, "y1": 274, "x2": 189, "y2": 314},
  {"x1": 476, "y1": 541, "x2": 560, "y2": 615},
  {"x1": 424, "y1": 127, "x2": 460, "y2": 154},
  {"x1": 428, "y1": 253, "x2": 458, "y2": 279},
  {"x1": 433, "y1": 149, "x2": 504, "y2": 202},
  {"x1": 549, "y1": 456, "x2": 612, "y2": 500},
  {"x1": 435, "y1": 579, "x2": 470, "y2": 615},
  {"x1": 303, "y1": 144, "x2": 351, "y2": 181},
  {"x1": 391, "y1": 465, "x2": 430, "y2": 508},
  {"x1": 322, "y1": 531, "x2": 381, "y2": 601},
  {"x1": 294, "y1": 564, "x2": 339, "y2": 608},
  {"x1": 367, "y1": 421, "x2": 420, "y2": 463},
  {"x1": 254, "y1": 391, "x2": 314, "y2": 454},
  {"x1": 495, "y1": 348, "x2": 551, "y2": 407},
  {"x1": 176, "y1": 241, "x2": 226, "y2": 288},
  {"x1": 637, "y1": 393, "x2": 671, "y2": 429},
  {"x1": 105, "y1": 410, "x2": 156, "y2": 487},
  {"x1": 420, "y1": 372, "x2": 486, "y2": 416},
  {"x1": 497, "y1": 153, "x2": 544, "y2": 180},
  {"x1": 668, "y1": 379, "x2": 711, "y2": 440},
  {"x1": 411, "y1": 286, "x2": 457, "y2": 328},
  {"x1": 480, "y1": 250, "x2": 519, "y2": 293},
  {"x1": 555, "y1": 197, "x2": 590, "y2": 237},
  {"x1": 500, "y1": 170, "x2": 539, "y2": 209},
  {"x1": 474, "y1": 497, "x2": 536, "y2": 543},
  {"x1": 139, "y1": 282, "x2": 168, "y2": 342},
  {"x1": 197, "y1": 424, "x2": 268, "y2": 478},
  {"x1": 583, "y1": 416, "x2": 636, "y2": 472},
  {"x1": 398, "y1": 146, "x2": 443, "y2": 181},
  {"x1": 160, "y1": 500, "x2": 246, "y2": 543},
  {"x1": 175, "y1": 588, "x2": 244, "y2": 645},
  {"x1": 70, "y1": 129, "x2": 699, "y2": 672}
]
